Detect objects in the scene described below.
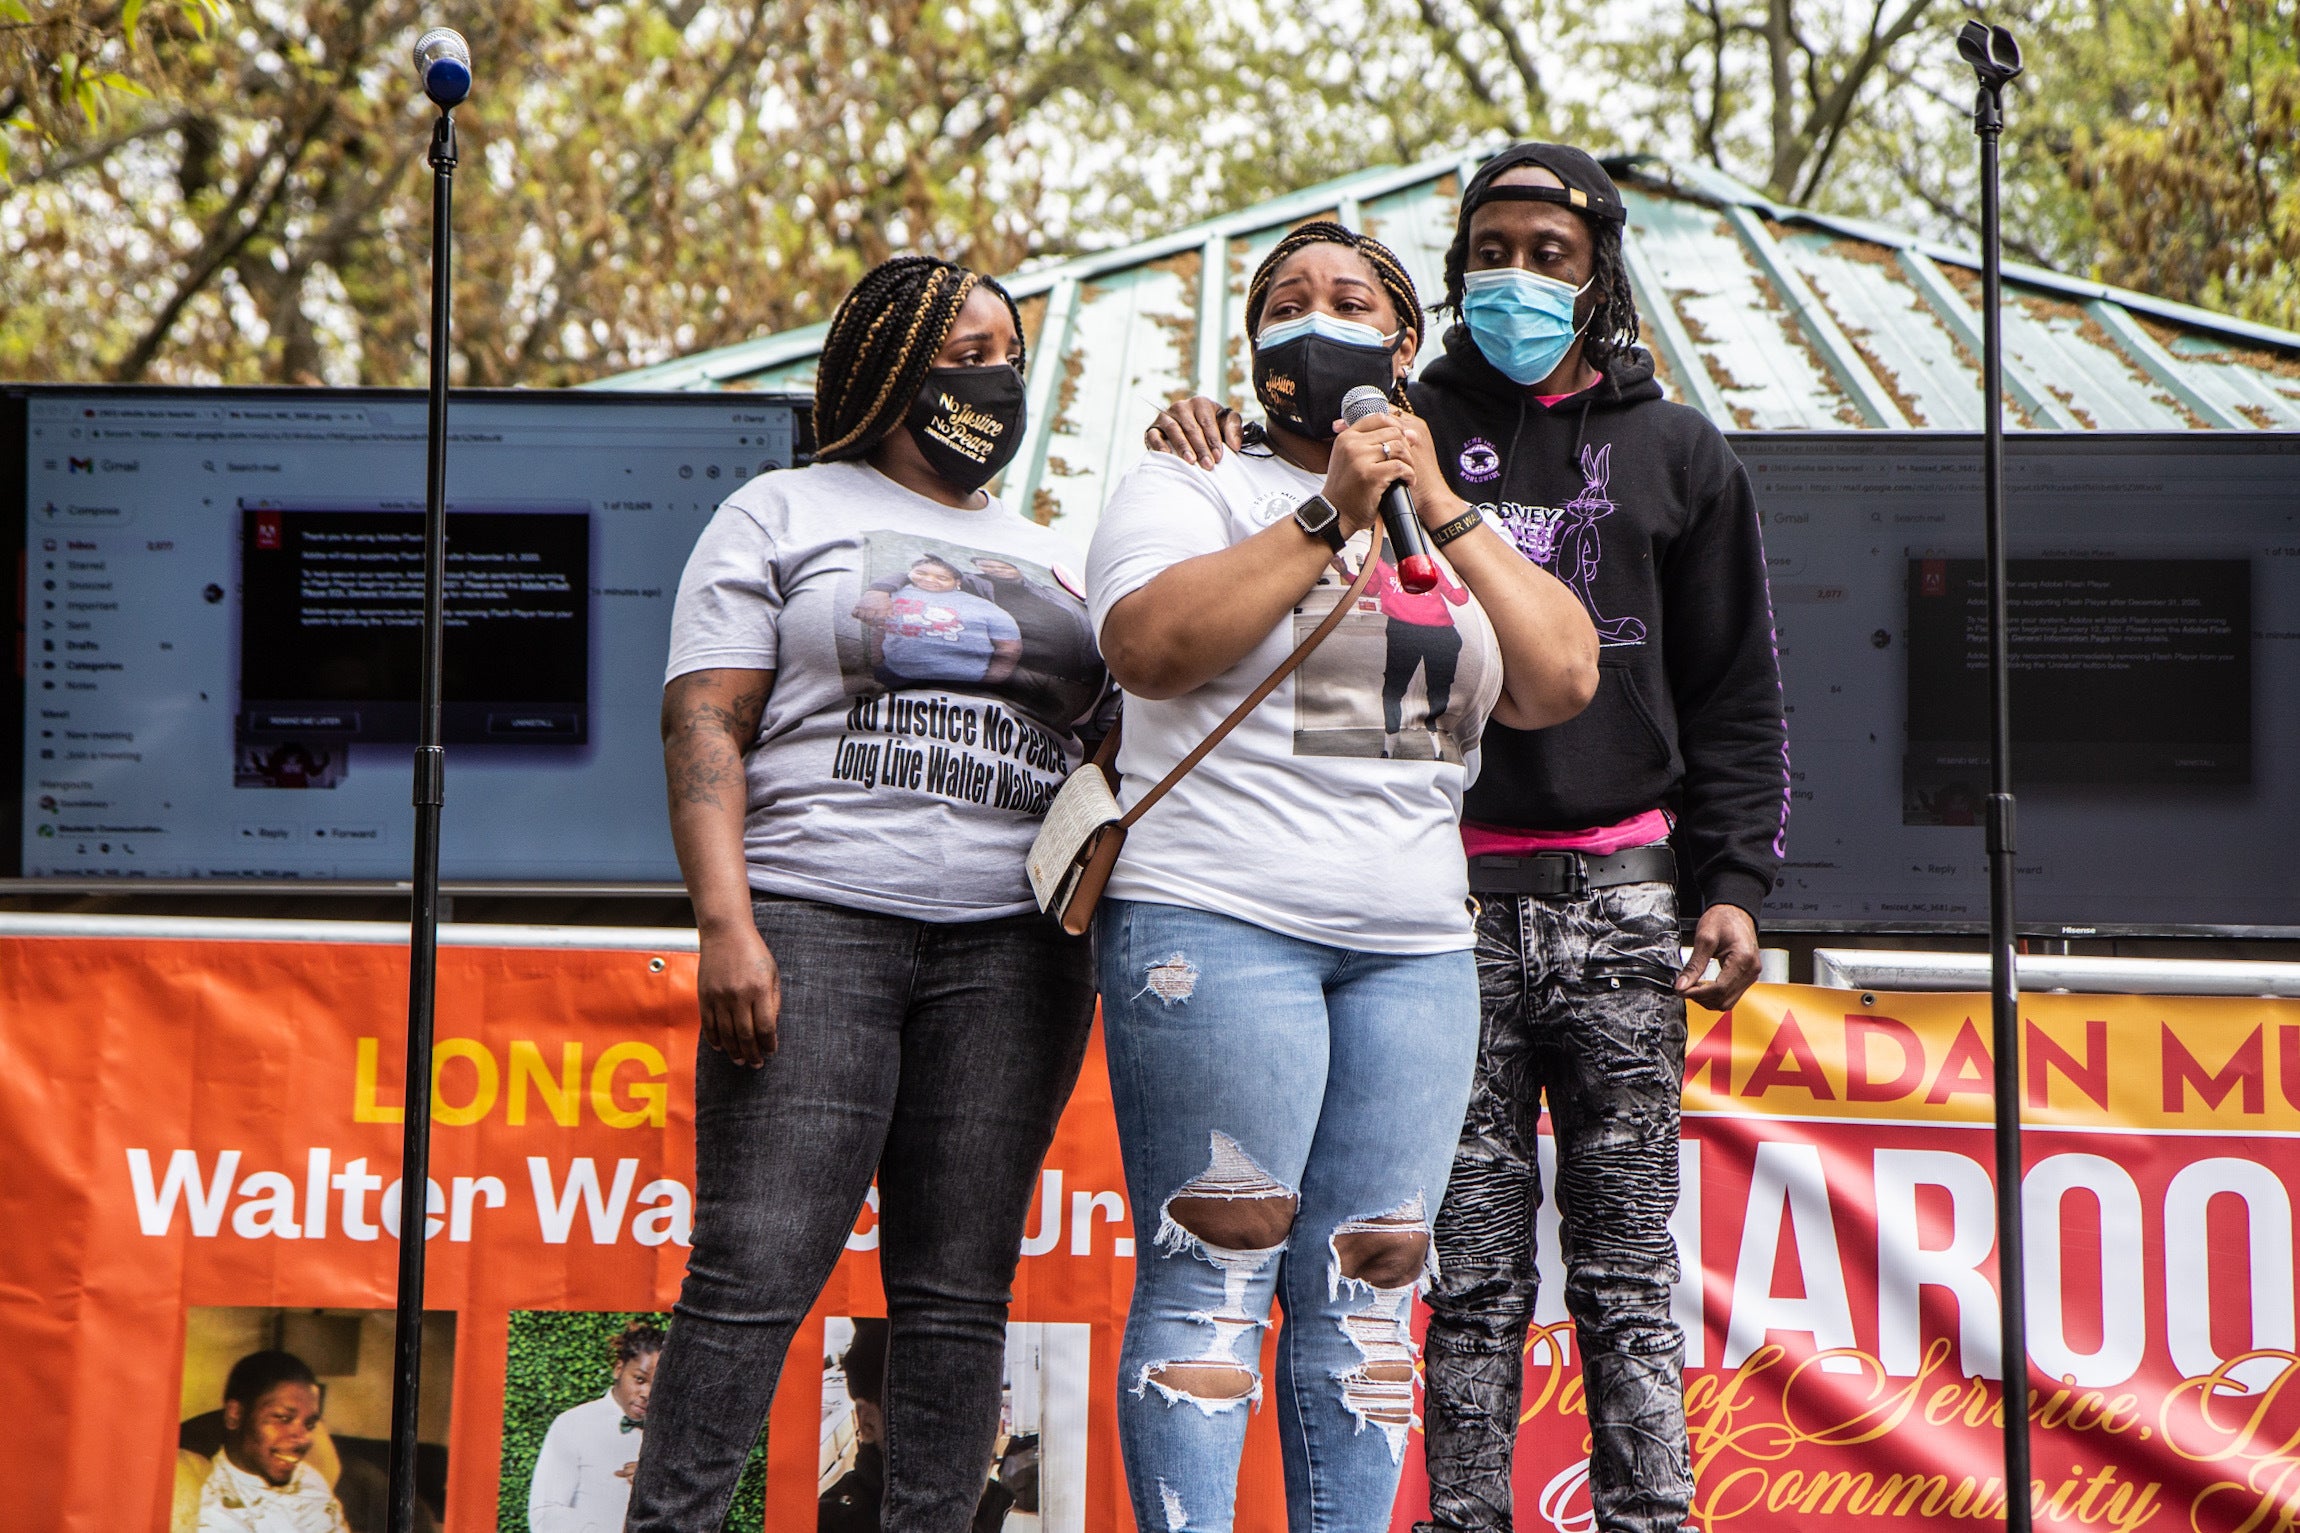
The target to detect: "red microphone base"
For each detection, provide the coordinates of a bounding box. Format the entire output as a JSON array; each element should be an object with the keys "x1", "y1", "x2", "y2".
[{"x1": 1397, "y1": 553, "x2": 1439, "y2": 594}]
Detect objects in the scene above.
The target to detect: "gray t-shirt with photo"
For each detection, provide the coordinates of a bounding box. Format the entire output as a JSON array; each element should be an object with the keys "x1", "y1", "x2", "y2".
[{"x1": 666, "y1": 460, "x2": 1108, "y2": 920}]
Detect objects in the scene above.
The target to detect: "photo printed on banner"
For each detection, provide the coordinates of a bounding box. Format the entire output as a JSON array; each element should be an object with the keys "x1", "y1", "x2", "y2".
[
  {"x1": 839, "y1": 532, "x2": 1102, "y2": 730},
  {"x1": 500, "y1": 1311, "x2": 767, "y2": 1533},
  {"x1": 1290, "y1": 540, "x2": 1490, "y2": 764},
  {"x1": 819, "y1": 1318, "x2": 1091, "y2": 1533},
  {"x1": 171, "y1": 1307, "x2": 456, "y2": 1533}
]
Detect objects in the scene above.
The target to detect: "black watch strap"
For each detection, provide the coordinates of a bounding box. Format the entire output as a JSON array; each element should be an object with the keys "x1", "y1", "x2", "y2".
[{"x1": 1294, "y1": 494, "x2": 1346, "y2": 552}]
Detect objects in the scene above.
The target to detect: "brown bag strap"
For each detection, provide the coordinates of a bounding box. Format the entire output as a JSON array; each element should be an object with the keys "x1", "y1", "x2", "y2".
[{"x1": 1101, "y1": 517, "x2": 1388, "y2": 831}]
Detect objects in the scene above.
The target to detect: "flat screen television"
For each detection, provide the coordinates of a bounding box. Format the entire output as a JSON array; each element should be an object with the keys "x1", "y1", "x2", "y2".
[
  {"x1": 5, "y1": 384, "x2": 804, "y2": 889},
  {"x1": 1740, "y1": 431, "x2": 2298, "y2": 935},
  {"x1": 8, "y1": 390, "x2": 2297, "y2": 933}
]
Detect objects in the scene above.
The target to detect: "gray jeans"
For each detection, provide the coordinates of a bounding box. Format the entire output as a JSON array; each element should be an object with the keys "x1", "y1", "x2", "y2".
[
  {"x1": 626, "y1": 894, "x2": 1095, "y2": 1532},
  {"x1": 1420, "y1": 883, "x2": 1693, "y2": 1533}
]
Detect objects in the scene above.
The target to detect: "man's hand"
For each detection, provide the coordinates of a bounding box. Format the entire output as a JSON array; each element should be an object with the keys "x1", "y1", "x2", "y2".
[
  {"x1": 1146, "y1": 396, "x2": 1243, "y2": 467},
  {"x1": 698, "y1": 922, "x2": 782, "y2": 1066},
  {"x1": 1678, "y1": 903, "x2": 1761, "y2": 1011}
]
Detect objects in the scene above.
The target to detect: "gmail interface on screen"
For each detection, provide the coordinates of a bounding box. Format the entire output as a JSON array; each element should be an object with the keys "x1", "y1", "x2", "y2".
[
  {"x1": 1746, "y1": 433, "x2": 2300, "y2": 930},
  {"x1": 14, "y1": 389, "x2": 796, "y2": 882}
]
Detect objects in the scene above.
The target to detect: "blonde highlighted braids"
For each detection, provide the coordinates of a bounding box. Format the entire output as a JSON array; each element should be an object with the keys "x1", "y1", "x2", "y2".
[
  {"x1": 812, "y1": 256, "x2": 1026, "y2": 461},
  {"x1": 1243, "y1": 221, "x2": 1425, "y2": 353}
]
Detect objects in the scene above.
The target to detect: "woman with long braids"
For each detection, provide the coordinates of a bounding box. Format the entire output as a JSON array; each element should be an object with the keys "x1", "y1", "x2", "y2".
[
  {"x1": 1086, "y1": 223, "x2": 1595, "y2": 1533},
  {"x1": 630, "y1": 255, "x2": 1108, "y2": 1532},
  {"x1": 1151, "y1": 147, "x2": 1789, "y2": 1533}
]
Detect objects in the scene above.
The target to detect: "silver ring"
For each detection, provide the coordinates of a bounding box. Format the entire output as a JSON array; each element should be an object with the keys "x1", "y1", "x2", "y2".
[{"x1": 1380, "y1": 441, "x2": 1393, "y2": 459}]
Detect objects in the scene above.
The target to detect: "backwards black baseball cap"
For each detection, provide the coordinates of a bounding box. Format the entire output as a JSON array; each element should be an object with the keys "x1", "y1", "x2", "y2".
[{"x1": 1459, "y1": 143, "x2": 1627, "y2": 227}]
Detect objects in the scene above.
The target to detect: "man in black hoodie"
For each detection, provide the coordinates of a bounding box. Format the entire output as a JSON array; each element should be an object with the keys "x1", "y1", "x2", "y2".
[{"x1": 1148, "y1": 145, "x2": 1787, "y2": 1533}]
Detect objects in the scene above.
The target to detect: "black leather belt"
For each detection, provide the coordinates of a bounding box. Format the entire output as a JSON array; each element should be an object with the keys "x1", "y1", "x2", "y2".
[{"x1": 1467, "y1": 844, "x2": 1677, "y2": 897}]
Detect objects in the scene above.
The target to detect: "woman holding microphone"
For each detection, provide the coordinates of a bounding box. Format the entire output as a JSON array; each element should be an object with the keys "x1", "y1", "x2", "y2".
[
  {"x1": 1149, "y1": 146, "x2": 1788, "y2": 1533},
  {"x1": 1086, "y1": 222, "x2": 1596, "y2": 1533}
]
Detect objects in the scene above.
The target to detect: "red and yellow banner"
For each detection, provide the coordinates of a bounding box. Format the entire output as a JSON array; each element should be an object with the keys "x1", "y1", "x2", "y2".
[{"x1": 1, "y1": 934, "x2": 2295, "y2": 1532}]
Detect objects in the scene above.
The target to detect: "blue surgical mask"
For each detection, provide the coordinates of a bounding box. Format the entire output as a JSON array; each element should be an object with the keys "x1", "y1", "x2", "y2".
[{"x1": 1461, "y1": 267, "x2": 1593, "y2": 386}]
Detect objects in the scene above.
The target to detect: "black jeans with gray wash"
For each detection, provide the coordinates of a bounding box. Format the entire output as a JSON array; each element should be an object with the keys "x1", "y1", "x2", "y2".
[
  {"x1": 625, "y1": 894, "x2": 1095, "y2": 1532},
  {"x1": 1420, "y1": 883, "x2": 1694, "y2": 1533}
]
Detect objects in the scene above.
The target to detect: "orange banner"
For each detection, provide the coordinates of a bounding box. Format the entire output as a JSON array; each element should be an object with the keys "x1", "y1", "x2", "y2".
[
  {"x1": 0, "y1": 934, "x2": 1136, "y2": 1533},
  {"x1": 1684, "y1": 991, "x2": 2300, "y2": 1132},
  {"x1": 2, "y1": 938, "x2": 2295, "y2": 1533}
]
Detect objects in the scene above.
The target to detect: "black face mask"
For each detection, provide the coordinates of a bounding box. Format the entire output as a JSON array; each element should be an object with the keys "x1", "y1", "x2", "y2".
[
  {"x1": 905, "y1": 365, "x2": 1026, "y2": 493},
  {"x1": 1250, "y1": 321, "x2": 1402, "y2": 439}
]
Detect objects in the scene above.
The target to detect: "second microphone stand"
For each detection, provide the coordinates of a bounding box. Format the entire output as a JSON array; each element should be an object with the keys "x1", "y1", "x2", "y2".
[{"x1": 1958, "y1": 18, "x2": 2033, "y2": 1532}]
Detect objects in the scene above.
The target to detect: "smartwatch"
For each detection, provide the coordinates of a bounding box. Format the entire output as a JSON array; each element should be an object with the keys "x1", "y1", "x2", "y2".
[{"x1": 1293, "y1": 494, "x2": 1346, "y2": 552}]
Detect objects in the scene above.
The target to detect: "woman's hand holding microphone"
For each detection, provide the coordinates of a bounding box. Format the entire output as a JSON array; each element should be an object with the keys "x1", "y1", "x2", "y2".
[{"x1": 1319, "y1": 410, "x2": 1417, "y2": 541}]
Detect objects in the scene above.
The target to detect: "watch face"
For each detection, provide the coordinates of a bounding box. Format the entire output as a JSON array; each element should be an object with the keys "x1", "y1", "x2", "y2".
[{"x1": 1296, "y1": 496, "x2": 1336, "y2": 529}]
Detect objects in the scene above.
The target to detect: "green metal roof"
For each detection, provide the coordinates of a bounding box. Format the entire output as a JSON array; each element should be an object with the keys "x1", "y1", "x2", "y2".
[{"x1": 588, "y1": 150, "x2": 2300, "y2": 532}]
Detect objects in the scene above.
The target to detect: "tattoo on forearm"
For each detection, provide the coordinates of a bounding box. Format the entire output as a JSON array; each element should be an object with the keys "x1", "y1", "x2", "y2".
[{"x1": 669, "y1": 742, "x2": 739, "y2": 807}]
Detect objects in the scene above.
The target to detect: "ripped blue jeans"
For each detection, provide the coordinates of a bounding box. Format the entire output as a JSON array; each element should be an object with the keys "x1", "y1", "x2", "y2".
[{"x1": 1094, "y1": 899, "x2": 1480, "y2": 1533}]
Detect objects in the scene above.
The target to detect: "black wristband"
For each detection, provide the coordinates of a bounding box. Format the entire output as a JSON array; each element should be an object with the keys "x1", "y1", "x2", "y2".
[{"x1": 1431, "y1": 507, "x2": 1485, "y2": 547}]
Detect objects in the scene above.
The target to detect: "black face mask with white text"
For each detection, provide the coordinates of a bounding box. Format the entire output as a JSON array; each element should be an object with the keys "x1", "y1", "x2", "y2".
[{"x1": 905, "y1": 365, "x2": 1027, "y2": 493}]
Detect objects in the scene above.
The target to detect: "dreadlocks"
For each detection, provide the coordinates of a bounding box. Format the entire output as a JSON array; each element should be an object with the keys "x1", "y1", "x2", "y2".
[
  {"x1": 812, "y1": 256, "x2": 1026, "y2": 462},
  {"x1": 1576, "y1": 229, "x2": 1643, "y2": 374},
  {"x1": 1244, "y1": 221, "x2": 1425, "y2": 349}
]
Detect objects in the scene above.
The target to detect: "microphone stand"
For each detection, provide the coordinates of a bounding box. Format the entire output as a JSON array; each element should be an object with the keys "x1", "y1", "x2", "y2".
[
  {"x1": 386, "y1": 93, "x2": 458, "y2": 1533},
  {"x1": 1958, "y1": 19, "x2": 2030, "y2": 1530}
]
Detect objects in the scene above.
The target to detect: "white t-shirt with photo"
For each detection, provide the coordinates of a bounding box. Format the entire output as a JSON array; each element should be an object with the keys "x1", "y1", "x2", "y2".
[
  {"x1": 667, "y1": 460, "x2": 1110, "y2": 920},
  {"x1": 1086, "y1": 449, "x2": 1503, "y2": 954}
]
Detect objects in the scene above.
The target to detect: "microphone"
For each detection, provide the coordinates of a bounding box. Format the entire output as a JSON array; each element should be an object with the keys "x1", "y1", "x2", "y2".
[
  {"x1": 1340, "y1": 385, "x2": 1437, "y2": 594},
  {"x1": 413, "y1": 28, "x2": 472, "y2": 109}
]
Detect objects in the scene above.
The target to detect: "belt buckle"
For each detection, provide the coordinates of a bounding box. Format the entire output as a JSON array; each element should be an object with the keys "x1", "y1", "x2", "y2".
[
  {"x1": 1469, "y1": 852, "x2": 1590, "y2": 897},
  {"x1": 1533, "y1": 851, "x2": 1589, "y2": 898}
]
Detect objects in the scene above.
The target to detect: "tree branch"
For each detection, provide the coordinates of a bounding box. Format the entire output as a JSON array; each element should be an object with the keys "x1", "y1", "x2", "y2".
[
  {"x1": 613, "y1": 0, "x2": 774, "y2": 222},
  {"x1": 1416, "y1": 0, "x2": 1501, "y2": 110},
  {"x1": 508, "y1": 0, "x2": 779, "y2": 378},
  {"x1": 940, "y1": 0, "x2": 1094, "y2": 164},
  {"x1": 5, "y1": 109, "x2": 191, "y2": 188},
  {"x1": 1789, "y1": 0, "x2": 1935, "y2": 202},
  {"x1": 112, "y1": 97, "x2": 334, "y2": 380},
  {"x1": 1465, "y1": 0, "x2": 1548, "y2": 131},
  {"x1": 1887, "y1": 151, "x2": 2055, "y2": 266},
  {"x1": 1765, "y1": 0, "x2": 1798, "y2": 195}
]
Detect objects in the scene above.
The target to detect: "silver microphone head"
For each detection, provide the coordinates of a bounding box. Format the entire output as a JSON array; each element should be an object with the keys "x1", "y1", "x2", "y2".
[
  {"x1": 1339, "y1": 385, "x2": 1392, "y2": 425},
  {"x1": 415, "y1": 27, "x2": 471, "y2": 70},
  {"x1": 414, "y1": 27, "x2": 472, "y2": 107}
]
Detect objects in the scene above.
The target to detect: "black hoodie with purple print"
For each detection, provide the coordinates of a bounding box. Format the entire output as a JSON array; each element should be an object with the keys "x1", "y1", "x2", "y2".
[{"x1": 1409, "y1": 324, "x2": 1789, "y2": 919}]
